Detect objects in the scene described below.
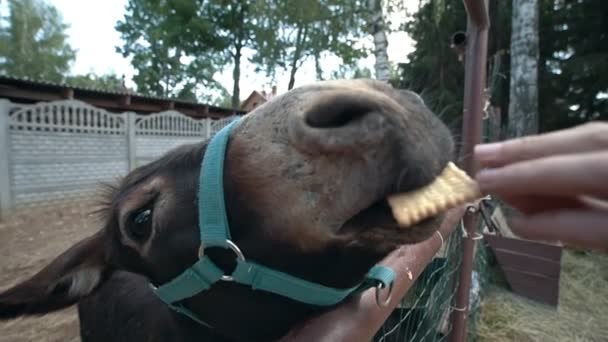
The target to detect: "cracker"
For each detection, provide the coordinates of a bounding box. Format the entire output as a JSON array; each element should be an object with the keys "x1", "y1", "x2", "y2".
[{"x1": 387, "y1": 162, "x2": 482, "y2": 227}]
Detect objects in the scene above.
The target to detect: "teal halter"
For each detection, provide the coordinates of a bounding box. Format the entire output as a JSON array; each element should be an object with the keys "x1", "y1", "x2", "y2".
[{"x1": 151, "y1": 117, "x2": 396, "y2": 326}]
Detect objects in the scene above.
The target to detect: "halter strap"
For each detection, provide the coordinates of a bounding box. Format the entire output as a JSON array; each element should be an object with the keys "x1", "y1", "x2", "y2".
[{"x1": 152, "y1": 117, "x2": 396, "y2": 323}]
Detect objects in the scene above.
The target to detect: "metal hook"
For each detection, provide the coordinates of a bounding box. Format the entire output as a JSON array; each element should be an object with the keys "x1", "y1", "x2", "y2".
[{"x1": 478, "y1": 198, "x2": 500, "y2": 234}]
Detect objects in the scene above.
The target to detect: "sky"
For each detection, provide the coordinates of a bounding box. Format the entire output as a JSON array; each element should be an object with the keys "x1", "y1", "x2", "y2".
[{"x1": 48, "y1": 0, "x2": 421, "y2": 102}]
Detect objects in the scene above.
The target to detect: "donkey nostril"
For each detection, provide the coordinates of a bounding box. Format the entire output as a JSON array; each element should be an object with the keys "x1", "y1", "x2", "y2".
[
  {"x1": 288, "y1": 92, "x2": 388, "y2": 154},
  {"x1": 304, "y1": 96, "x2": 375, "y2": 128}
]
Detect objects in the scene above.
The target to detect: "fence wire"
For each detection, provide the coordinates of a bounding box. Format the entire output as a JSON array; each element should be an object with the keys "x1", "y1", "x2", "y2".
[
  {"x1": 373, "y1": 107, "x2": 500, "y2": 342},
  {"x1": 373, "y1": 220, "x2": 463, "y2": 342},
  {"x1": 373, "y1": 217, "x2": 493, "y2": 342}
]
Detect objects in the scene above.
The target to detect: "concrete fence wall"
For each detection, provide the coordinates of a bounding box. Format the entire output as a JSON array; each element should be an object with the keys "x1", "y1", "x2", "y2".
[{"x1": 0, "y1": 99, "x2": 236, "y2": 217}]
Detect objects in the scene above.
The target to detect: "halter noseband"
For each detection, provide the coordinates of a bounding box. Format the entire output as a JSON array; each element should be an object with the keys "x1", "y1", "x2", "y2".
[{"x1": 150, "y1": 118, "x2": 396, "y2": 325}]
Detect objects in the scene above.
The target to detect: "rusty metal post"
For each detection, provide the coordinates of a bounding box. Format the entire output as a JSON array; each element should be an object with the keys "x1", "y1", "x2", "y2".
[{"x1": 449, "y1": 1, "x2": 490, "y2": 342}]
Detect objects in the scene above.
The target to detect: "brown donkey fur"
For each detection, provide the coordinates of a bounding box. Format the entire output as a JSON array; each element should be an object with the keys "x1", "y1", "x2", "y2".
[{"x1": 0, "y1": 79, "x2": 454, "y2": 341}]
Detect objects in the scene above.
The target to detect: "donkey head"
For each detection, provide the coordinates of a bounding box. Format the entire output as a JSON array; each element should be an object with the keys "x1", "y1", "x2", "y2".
[{"x1": 0, "y1": 79, "x2": 454, "y2": 340}]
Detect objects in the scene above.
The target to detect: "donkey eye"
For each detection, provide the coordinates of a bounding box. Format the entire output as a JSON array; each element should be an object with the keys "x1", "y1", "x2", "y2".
[{"x1": 129, "y1": 208, "x2": 152, "y2": 240}]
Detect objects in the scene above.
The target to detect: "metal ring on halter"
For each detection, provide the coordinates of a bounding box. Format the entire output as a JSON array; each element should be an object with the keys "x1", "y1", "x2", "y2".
[
  {"x1": 198, "y1": 239, "x2": 246, "y2": 282},
  {"x1": 375, "y1": 281, "x2": 393, "y2": 307}
]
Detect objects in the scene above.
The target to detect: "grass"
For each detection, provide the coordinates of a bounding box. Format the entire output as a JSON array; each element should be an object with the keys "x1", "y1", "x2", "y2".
[{"x1": 475, "y1": 249, "x2": 608, "y2": 342}]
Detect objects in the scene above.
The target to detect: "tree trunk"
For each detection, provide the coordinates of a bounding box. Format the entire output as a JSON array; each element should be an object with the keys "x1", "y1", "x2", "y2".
[
  {"x1": 314, "y1": 52, "x2": 324, "y2": 81},
  {"x1": 231, "y1": 1, "x2": 246, "y2": 109},
  {"x1": 232, "y1": 47, "x2": 241, "y2": 108},
  {"x1": 508, "y1": 0, "x2": 539, "y2": 137},
  {"x1": 287, "y1": 24, "x2": 308, "y2": 90},
  {"x1": 367, "y1": 0, "x2": 390, "y2": 82}
]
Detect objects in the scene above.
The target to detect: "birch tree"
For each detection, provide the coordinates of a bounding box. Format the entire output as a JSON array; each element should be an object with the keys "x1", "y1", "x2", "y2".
[
  {"x1": 508, "y1": 0, "x2": 539, "y2": 136},
  {"x1": 366, "y1": 0, "x2": 390, "y2": 81}
]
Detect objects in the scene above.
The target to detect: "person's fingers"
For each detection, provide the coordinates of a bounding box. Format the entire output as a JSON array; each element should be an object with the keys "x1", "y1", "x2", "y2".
[
  {"x1": 476, "y1": 150, "x2": 608, "y2": 199},
  {"x1": 509, "y1": 209, "x2": 608, "y2": 253},
  {"x1": 496, "y1": 194, "x2": 585, "y2": 215},
  {"x1": 475, "y1": 122, "x2": 608, "y2": 168}
]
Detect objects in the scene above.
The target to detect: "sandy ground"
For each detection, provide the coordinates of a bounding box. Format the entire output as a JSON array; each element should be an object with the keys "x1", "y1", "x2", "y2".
[{"x1": 0, "y1": 201, "x2": 101, "y2": 342}]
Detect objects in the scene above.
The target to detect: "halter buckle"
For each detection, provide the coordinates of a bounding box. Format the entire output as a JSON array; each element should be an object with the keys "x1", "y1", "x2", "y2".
[{"x1": 198, "y1": 239, "x2": 246, "y2": 282}]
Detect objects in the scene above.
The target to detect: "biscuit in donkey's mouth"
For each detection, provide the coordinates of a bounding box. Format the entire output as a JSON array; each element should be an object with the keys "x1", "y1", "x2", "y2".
[{"x1": 387, "y1": 162, "x2": 482, "y2": 227}]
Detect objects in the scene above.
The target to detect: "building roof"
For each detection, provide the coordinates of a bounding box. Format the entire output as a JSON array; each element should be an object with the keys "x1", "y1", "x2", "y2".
[
  {"x1": 0, "y1": 75, "x2": 245, "y2": 119},
  {"x1": 239, "y1": 90, "x2": 268, "y2": 111}
]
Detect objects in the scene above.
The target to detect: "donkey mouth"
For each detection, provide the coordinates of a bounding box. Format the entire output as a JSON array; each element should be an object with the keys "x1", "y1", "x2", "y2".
[
  {"x1": 338, "y1": 197, "x2": 440, "y2": 238},
  {"x1": 336, "y1": 162, "x2": 452, "y2": 243}
]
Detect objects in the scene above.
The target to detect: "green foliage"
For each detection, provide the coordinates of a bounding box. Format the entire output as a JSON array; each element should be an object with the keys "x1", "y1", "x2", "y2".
[
  {"x1": 212, "y1": 91, "x2": 234, "y2": 108},
  {"x1": 116, "y1": 0, "x2": 277, "y2": 107},
  {"x1": 538, "y1": 0, "x2": 608, "y2": 131},
  {"x1": 330, "y1": 65, "x2": 373, "y2": 80},
  {"x1": 0, "y1": 0, "x2": 76, "y2": 82},
  {"x1": 66, "y1": 73, "x2": 123, "y2": 92},
  {"x1": 251, "y1": 0, "x2": 370, "y2": 90},
  {"x1": 393, "y1": 1, "x2": 467, "y2": 130},
  {"x1": 205, "y1": 0, "x2": 266, "y2": 107},
  {"x1": 115, "y1": 0, "x2": 225, "y2": 102},
  {"x1": 394, "y1": 0, "x2": 607, "y2": 134},
  {"x1": 115, "y1": 0, "x2": 380, "y2": 104}
]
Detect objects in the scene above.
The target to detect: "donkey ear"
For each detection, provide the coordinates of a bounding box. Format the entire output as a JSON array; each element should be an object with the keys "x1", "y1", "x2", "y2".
[{"x1": 0, "y1": 230, "x2": 109, "y2": 319}]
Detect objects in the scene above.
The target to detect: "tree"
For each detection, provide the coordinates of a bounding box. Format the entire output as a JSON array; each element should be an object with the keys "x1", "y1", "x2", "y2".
[
  {"x1": 116, "y1": 0, "x2": 268, "y2": 107},
  {"x1": 366, "y1": 0, "x2": 390, "y2": 81},
  {"x1": 393, "y1": 1, "x2": 467, "y2": 130},
  {"x1": 250, "y1": 0, "x2": 370, "y2": 90},
  {"x1": 0, "y1": 0, "x2": 76, "y2": 82},
  {"x1": 207, "y1": 0, "x2": 260, "y2": 107},
  {"x1": 66, "y1": 73, "x2": 124, "y2": 92},
  {"x1": 508, "y1": 0, "x2": 539, "y2": 137},
  {"x1": 538, "y1": 0, "x2": 608, "y2": 132},
  {"x1": 115, "y1": 0, "x2": 225, "y2": 103},
  {"x1": 330, "y1": 65, "x2": 373, "y2": 80},
  {"x1": 394, "y1": 0, "x2": 605, "y2": 135}
]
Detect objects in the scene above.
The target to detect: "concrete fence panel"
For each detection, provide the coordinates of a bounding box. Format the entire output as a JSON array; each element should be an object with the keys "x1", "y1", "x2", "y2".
[
  {"x1": 6, "y1": 100, "x2": 128, "y2": 208},
  {"x1": 0, "y1": 98, "x2": 238, "y2": 217}
]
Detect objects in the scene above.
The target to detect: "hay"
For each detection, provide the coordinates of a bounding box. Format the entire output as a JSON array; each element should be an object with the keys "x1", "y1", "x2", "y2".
[{"x1": 475, "y1": 250, "x2": 608, "y2": 342}]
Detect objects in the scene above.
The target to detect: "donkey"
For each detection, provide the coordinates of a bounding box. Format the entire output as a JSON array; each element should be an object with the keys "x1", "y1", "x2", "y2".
[{"x1": 0, "y1": 79, "x2": 454, "y2": 341}]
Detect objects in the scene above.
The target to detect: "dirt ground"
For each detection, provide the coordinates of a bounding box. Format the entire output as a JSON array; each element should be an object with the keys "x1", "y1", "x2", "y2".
[
  {"x1": 0, "y1": 201, "x2": 101, "y2": 342},
  {"x1": 3, "y1": 200, "x2": 607, "y2": 342}
]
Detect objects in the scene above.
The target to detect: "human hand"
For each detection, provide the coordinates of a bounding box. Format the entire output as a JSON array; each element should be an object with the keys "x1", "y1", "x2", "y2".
[{"x1": 474, "y1": 122, "x2": 608, "y2": 252}]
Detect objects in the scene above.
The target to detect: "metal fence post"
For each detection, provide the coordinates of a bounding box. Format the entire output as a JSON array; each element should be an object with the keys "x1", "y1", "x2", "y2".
[
  {"x1": 449, "y1": 1, "x2": 490, "y2": 341},
  {"x1": 0, "y1": 99, "x2": 14, "y2": 220},
  {"x1": 126, "y1": 112, "x2": 137, "y2": 171}
]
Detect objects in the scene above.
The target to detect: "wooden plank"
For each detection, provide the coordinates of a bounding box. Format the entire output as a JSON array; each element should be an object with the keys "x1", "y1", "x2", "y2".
[
  {"x1": 492, "y1": 249, "x2": 561, "y2": 278},
  {"x1": 503, "y1": 269, "x2": 560, "y2": 306},
  {"x1": 484, "y1": 234, "x2": 562, "y2": 260},
  {"x1": 484, "y1": 234, "x2": 562, "y2": 307}
]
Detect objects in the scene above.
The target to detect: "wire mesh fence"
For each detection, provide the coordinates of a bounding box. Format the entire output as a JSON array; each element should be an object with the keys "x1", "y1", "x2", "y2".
[
  {"x1": 373, "y1": 99, "x2": 501, "y2": 341},
  {"x1": 372, "y1": 217, "x2": 494, "y2": 342},
  {"x1": 373, "y1": 219, "x2": 463, "y2": 342}
]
